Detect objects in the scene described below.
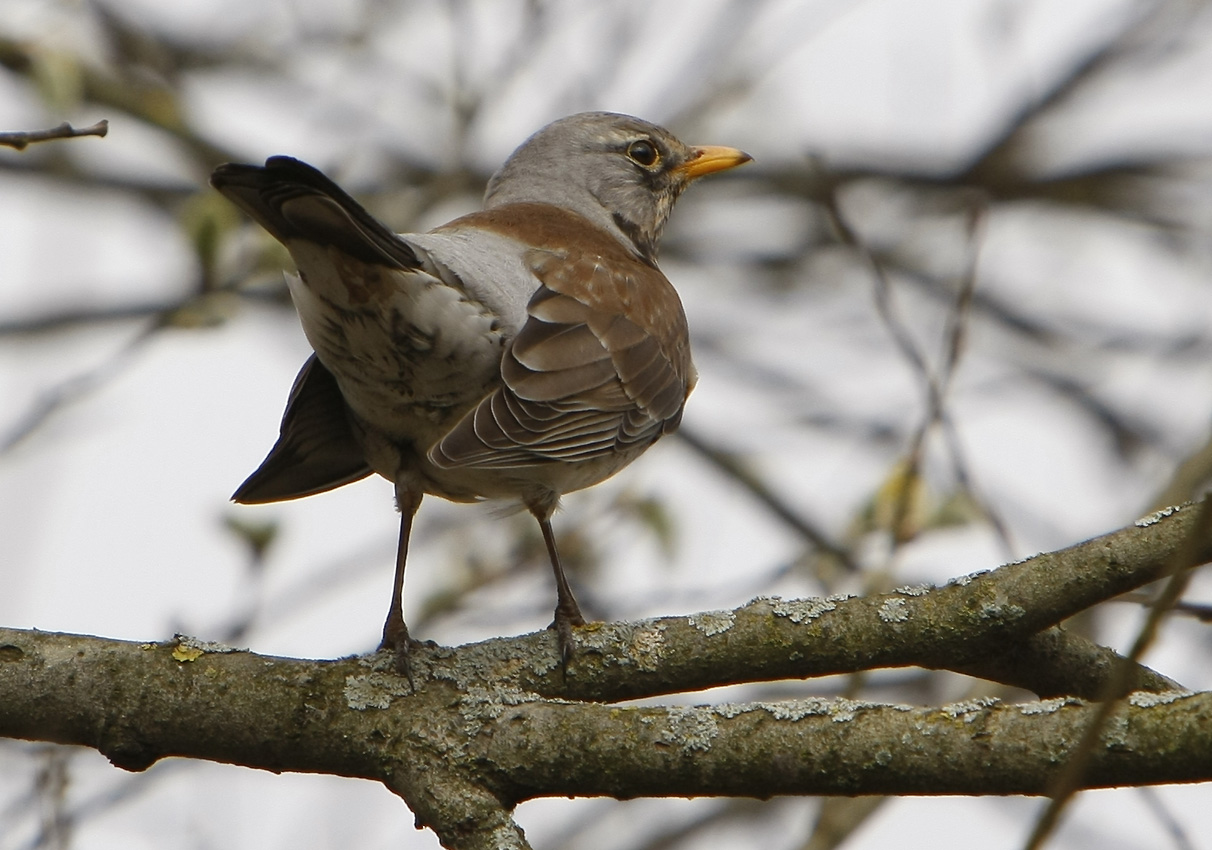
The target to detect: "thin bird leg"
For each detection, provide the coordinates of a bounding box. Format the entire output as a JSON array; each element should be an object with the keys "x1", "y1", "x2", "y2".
[
  {"x1": 381, "y1": 484, "x2": 423, "y2": 682},
  {"x1": 533, "y1": 510, "x2": 586, "y2": 665}
]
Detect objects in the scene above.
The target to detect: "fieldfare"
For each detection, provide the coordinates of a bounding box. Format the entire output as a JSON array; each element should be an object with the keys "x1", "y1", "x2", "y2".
[{"x1": 210, "y1": 111, "x2": 751, "y2": 674}]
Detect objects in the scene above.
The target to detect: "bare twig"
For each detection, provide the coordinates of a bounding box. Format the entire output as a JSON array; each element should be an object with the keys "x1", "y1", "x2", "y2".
[
  {"x1": 822, "y1": 187, "x2": 1014, "y2": 554},
  {"x1": 676, "y1": 426, "x2": 858, "y2": 571},
  {"x1": 0, "y1": 324, "x2": 159, "y2": 456},
  {"x1": 0, "y1": 120, "x2": 108, "y2": 151},
  {"x1": 1023, "y1": 498, "x2": 1212, "y2": 850}
]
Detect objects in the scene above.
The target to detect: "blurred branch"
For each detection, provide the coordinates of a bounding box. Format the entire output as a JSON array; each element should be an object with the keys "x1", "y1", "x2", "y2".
[
  {"x1": 0, "y1": 297, "x2": 195, "y2": 337},
  {"x1": 1138, "y1": 785, "x2": 1199, "y2": 850},
  {"x1": 801, "y1": 797, "x2": 885, "y2": 850},
  {"x1": 0, "y1": 120, "x2": 108, "y2": 151},
  {"x1": 1117, "y1": 593, "x2": 1212, "y2": 622},
  {"x1": 33, "y1": 746, "x2": 71, "y2": 850},
  {"x1": 1025, "y1": 365, "x2": 1161, "y2": 461},
  {"x1": 963, "y1": 0, "x2": 1192, "y2": 188},
  {"x1": 0, "y1": 323, "x2": 158, "y2": 456},
  {"x1": 677, "y1": 426, "x2": 858, "y2": 571},
  {"x1": 1151, "y1": 432, "x2": 1212, "y2": 511},
  {"x1": 823, "y1": 184, "x2": 1015, "y2": 554}
]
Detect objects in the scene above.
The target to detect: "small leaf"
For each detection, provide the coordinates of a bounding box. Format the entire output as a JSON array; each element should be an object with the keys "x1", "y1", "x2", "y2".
[{"x1": 222, "y1": 514, "x2": 279, "y2": 562}]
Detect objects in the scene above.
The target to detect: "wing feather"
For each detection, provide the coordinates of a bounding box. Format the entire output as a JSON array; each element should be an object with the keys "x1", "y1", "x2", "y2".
[{"x1": 430, "y1": 247, "x2": 694, "y2": 471}]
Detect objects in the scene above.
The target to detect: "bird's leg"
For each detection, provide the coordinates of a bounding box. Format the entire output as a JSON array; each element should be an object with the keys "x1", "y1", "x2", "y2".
[
  {"x1": 532, "y1": 508, "x2": 586, "y2": 666},
  {"x1": 380, "y1": 484, "x2": 423, "y2": 683}
]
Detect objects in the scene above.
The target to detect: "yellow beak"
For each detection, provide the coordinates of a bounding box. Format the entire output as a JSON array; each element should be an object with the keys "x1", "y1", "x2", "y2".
[{"x1": 677, "y1": 145, "x2": 753, "y2": 180}]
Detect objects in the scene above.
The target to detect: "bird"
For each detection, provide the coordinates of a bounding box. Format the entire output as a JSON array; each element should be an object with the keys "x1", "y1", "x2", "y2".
[{"x1": 210, "y1": 112, "x2": 751, "y2": 675}]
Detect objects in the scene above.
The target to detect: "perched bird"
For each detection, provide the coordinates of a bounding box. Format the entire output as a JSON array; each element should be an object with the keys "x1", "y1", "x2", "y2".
[{"x1": 210, "y1": 112, "x2": 751, "y2": 673}]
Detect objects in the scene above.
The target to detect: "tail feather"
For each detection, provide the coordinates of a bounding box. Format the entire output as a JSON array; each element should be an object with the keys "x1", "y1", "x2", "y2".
[
  {"x1": 233, "y1": 354, "x2": 371, "y2": 504},
  {"x1": 210, "y1": 156, "x2": 421, "y2": 269}
]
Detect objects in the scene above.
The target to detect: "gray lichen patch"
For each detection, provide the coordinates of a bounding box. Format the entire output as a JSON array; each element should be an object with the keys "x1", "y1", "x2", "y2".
[
  {"x1": 570, "y1": 622, "x2": 621, "y2": 654},
  {"x1": 749, "y1": 698, "x2": 912, "y2": 723},
  {"x1": 577, "y1": 621, "x2": 669, "y2": 671},
  {"x1": 528, "y1": 652, "x2": 562, "y2": 676},
  {"x1": 947, "y1": 570, "x2": 989, "y2": 587},
  {"x1": 170, "y1": 635, "x2": 243, "y2": 662},
  {"x1": 1128, "y1": 689, "x2": 1195, "y2": 708},
  {"x1": 688, "y1": 610, "x2": 736, "y2": 636},
  {"x1": 712, "y1": 703, "x2": 759, "y2": 720},
  {"x1": 764, "y1": 697, "x2": 835, "y2": 721},
  {"x1": 661, "y1": 707, "x2": 720, "y2": 752},
  {"x1": 344, "y1": 672, "x2": 412, "y2": 710},
  {"x1": 893, "y1": 583, "x2": 932, "y2": 597},
  {"x1": 458, "y1": 685, "x2": 548, "y2": 728},
  {"x1": 878, "y1": 598, "x2": 910, "y2": 623},
  {"x1": 762, "y1": 594, "x2": 854, "y2": 624},
  {"x1": 1019, "y1": 697, "x2": 1083, "y2": 716},
  {"x1": 1134, "y1": 504, "x2": 1183, "y2": 527},
  {"x1": 173, "y1": 635, "x2": 241, "y2": 653},
  {"x1": 941, "y1": 696, "x2": 1000, "y2": 722},
  {"x1": 825, "y1": 698, "x2": 913, "y2": 723},
  {"x1": 628, "y1": 622, "x2": 667, "y2": 671},
  {"x1": 977, "y1": 599, "x2": 1025, "y2": 622}
]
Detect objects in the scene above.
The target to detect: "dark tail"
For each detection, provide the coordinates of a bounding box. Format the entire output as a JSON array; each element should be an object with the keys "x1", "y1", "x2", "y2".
[
  {"x1": 233, "y1": 354, "x2": 372, "y2": 504},
  {"x1": 210, "y1": 156, "x2": 421, "y2": 269}
]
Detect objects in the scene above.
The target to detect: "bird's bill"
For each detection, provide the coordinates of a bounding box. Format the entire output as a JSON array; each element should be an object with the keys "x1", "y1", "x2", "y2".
[{"x1": 677, "y1": 145, "x2": 753, "y2": 180}]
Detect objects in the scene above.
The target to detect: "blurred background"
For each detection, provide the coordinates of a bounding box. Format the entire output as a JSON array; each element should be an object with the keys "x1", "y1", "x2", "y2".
[{"x1": 3, "y1": 0, "x2": 1212, "y2": 848}]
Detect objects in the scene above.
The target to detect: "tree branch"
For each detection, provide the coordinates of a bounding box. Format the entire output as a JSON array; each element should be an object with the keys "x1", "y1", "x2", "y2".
[
  {"x1": 0, "y1": 631, "x2": 1206, "y2": 839},
  {"x1": 1, "y1": 501, "x2": 1208, "y2": 846},
  {"x1": 488, "y1": 691, "x2": 1211, "y2": 799},
  {"x1": 513, "y1": 500, "x2": 1206, "y2": 703}
]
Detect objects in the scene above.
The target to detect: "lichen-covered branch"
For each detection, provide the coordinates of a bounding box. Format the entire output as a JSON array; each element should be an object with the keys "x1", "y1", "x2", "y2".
[
  {"x1": 518, "y1": 501, "x2": 1206, "y2": 702},
  {"x1": 0, "y1": 631, "x2": 1207, "y2": 821},
  {"x1": 0, "y1": 631, "x2": 531, "y2": 850},
  {"x1": 487, "y1": 692, "x2": 1212, "y2": 800},
  {"x1": 1, "y1": 501, "x2": 1209, "y2": 845}
]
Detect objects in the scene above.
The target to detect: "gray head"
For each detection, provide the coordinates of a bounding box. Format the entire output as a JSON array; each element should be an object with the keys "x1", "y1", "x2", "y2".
[{"x1": 484, "y1": 112, "x2": 751, "y2": 264}]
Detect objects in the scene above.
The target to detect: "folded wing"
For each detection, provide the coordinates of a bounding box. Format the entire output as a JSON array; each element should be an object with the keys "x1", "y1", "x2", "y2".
[{"x1": 430, "y1": 248, "x2": 694, "y2": 469}]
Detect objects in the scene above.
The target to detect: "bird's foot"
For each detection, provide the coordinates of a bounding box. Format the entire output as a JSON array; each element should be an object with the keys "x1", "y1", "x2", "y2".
[
  {"x1": 550, "y1": 603, "x2": 587, "y2": 670},
  {"x1": 379, "y1": 619, "x2": 418, "y2": 690}
]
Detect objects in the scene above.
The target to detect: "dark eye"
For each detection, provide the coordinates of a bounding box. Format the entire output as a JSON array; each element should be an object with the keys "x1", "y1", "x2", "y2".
[{"x1": 626, "y1": 140, "x2": 659, "y2": 167}]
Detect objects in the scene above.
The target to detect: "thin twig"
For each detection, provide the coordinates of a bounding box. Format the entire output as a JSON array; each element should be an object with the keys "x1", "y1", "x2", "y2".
[
  {"x1": 0, "y1": 120, "x2": 108, "y2": 151},
  {"x1": 676, "y1": 426, "x2": 858, "y2": 571},
  {"x1": 1137, "y1": 786, "x2": 1197, "y2": 850},
  {"x1": 823, "y1": 188, "x2": 1014, "y2": 555},
  {"x1": 1023, "y1": 498, "x2": 1212, "y2": 850},
  {"x1": 0, "y1": 324, "x2": 159, "y2": 456}
]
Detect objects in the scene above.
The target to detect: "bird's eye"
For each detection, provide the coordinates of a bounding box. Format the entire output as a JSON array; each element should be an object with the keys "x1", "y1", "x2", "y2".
[{"x1": 626, "y1": 140, "x2": 659, "y2": 167}]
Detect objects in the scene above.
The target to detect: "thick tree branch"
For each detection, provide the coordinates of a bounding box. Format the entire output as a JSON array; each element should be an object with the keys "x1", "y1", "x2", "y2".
[
  {"x1": 0, "y1": 633, "x2": 531, "y2": 849},
  {"x1": 1, "y1": 500, "x2": 1208, "y2": 847},
  {"x1": 488, "y1": 692, "x2": 1211, "y2": 799},
  {"x1": 0, "y1": 632, "x2": 1207, "y2": 822},
  {"x1": 950, "y1": 626, "x2": 1178, "y2": 700},
  {"x1": 515, "y1": 501, "x2": 1206, "y2": 702}
]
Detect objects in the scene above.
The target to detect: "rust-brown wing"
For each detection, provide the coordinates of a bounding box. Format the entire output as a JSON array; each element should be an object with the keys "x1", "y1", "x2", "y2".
[{"x1": 429, "y1": 248, "x2": 695, "y2": 469}]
